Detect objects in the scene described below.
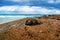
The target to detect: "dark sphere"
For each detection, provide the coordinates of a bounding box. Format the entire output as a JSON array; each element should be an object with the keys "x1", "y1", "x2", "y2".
[{"x1": 25, "y1": 18, "x2": 40, "y2": 26}]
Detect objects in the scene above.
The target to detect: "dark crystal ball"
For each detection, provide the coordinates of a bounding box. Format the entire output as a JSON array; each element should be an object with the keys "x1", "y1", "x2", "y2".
[{"x1": 25, "y1": 18, "x2": 41, "y2": 26}]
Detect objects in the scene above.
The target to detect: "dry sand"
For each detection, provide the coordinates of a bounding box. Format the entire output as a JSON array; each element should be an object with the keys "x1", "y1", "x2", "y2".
[{"x1": 0, "y1": 15, "x2": 60, "y2": 40}]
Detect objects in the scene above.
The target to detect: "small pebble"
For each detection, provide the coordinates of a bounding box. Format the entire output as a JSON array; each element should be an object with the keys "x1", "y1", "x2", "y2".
[{"x1": 39, "y1": 30, "x2": 43, "y2": 33}]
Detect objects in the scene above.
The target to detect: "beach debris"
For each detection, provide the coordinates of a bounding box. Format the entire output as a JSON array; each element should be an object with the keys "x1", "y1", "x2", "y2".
[
  {"x1": 25, "y1": 18, "x2": 41, "y2": 26},
  {"x1": 57, "y1": 18, "x2": 60, "y2": 20}
]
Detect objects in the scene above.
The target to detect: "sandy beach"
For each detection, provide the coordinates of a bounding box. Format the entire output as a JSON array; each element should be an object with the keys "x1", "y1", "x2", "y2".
[{"x1": 0, "y1": 15, "x2": 60, "y2": 40}]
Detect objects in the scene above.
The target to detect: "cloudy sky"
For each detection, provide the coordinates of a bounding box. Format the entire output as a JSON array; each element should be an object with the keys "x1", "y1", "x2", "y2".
[{"x1": 0, "y1": 0, "x2": 60, "y2": 14}]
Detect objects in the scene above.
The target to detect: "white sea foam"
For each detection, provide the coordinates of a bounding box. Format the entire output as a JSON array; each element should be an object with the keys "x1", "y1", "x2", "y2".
[{"x1": 0, "y1": 16, "x2": 23, "y2": 24}]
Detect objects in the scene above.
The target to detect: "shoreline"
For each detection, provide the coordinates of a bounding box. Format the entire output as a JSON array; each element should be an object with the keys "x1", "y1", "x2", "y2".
[{"x1": 0, "y1": 14, "x2": 60, "y2": 24}]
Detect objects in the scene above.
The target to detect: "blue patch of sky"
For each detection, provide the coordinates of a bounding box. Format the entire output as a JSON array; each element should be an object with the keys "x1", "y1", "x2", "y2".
[{"x1": 0, "y1": 0, "x2": 60, "y2": 9}]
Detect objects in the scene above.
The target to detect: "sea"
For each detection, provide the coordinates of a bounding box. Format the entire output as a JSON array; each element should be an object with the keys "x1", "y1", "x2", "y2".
[{"x1": 0, "y1": 14, "x2": 48, "y2": 24}]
